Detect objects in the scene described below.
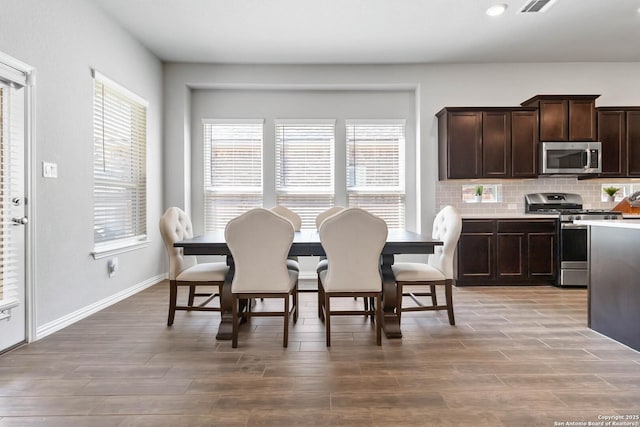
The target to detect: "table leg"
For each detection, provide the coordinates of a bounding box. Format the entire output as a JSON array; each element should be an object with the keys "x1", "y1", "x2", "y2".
[
  {"x1": 381, "y1": 253, "x2": 402, "y2": 338},
  {"x1": 216, "y1": 256, "x2": 235, "y2": 340}
]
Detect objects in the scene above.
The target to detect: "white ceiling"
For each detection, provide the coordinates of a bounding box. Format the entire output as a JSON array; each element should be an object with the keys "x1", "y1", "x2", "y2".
[{"x1": 92, "y1": 0, "x2": 640, "y2": 64}]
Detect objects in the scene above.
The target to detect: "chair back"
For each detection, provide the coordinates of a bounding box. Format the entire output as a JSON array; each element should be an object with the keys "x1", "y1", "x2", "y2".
[
  {"x1": 225, "y1": 208, "x2": 295, "y2": 293},
  {"x1": 271, "y1": 205, "x2": 302, "y2": 231},
  {"x1": 319, "y1": 208, "x2": 387, "y2": 292},
  {"x1": 159, "y1": 207, "x2": 197, "y2": 280},
  {"x1": 315, "y1": 206, "x2": 344, "y2": 229},
  {"x1": 428, "y1": 205, "x2": 462, "y2": 279}
]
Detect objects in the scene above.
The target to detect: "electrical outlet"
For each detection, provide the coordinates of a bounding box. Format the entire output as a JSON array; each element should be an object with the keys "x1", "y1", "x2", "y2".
[
  {"x1": 508, "y1": 204, "x2": 517, "y2": 210},
  {"x1": 107, "y1": 258, "x2": 118, "y2": 278},
  {"x1": 42, "y1": 161, "x2": 58, "y2": 178}
]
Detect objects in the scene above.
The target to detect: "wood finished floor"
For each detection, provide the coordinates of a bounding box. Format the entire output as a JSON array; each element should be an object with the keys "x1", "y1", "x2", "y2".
[{"x1": 1, "y1": 281, "x2": 639, "y2": 426}]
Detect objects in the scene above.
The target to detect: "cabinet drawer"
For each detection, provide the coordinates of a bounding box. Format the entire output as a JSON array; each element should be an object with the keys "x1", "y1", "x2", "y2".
[
  {"x1": 461, "y1": 220, "x2": 495, "y2": 233},
  {"x1": 497, "y1": 220, "x2": 556, "y2": 233}
]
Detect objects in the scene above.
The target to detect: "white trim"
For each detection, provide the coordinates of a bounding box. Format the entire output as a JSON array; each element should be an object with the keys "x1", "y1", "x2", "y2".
[
  {"x1": 91, "y1": 239, "x2": 151, "y2": 260},
  {"x1": 35, "y1": 273, "x2": 166, "y2": 340},
  {"x1": 92, "y1": 69, "x2": 149, "y2": 107},
  {"x1": 202, "y1": 118, "x2": 264, "y2": 125},
  {"x1": 0, "y1": 299, "x2": 19, "y2": 312},
  {"x1": 345, "y1": 119, "x2": 406, "y2": 125},
  {"x1": 274, "y1": 118, "x2": 336, "y2": 125}
]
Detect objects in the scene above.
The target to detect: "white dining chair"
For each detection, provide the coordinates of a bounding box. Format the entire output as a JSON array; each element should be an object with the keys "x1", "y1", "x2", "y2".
[
  {"x1": 318, "y1": 208, "x2": 387, "y2": 346},
  {"x1": 271, "y1": 205, "x2": 302, "y2": 272},
  {"x1": 159, "y1": 207, "x2": 229, "y2": 326},
  {"x1": 392, "y1": 205, "x2": 462, "y2": 325},
  {"x1": 225, "y1": 208, "x2": 299, "y2": 348}
]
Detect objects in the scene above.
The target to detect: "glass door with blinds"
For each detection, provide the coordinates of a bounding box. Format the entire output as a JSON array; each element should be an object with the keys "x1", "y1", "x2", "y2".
[{"x1": 0, "y1": 55, "x2": 30, "y2": 353}]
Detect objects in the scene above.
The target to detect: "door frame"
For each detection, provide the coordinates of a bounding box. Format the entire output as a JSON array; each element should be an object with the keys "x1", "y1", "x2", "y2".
[{"x1": 0, "y1": 51, "x2": 36, "y2": 345}]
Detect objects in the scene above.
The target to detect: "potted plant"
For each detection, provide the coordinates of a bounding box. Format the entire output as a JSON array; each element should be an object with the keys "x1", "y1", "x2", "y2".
[
  {"x1": 603, "y1": 186, "x2": 619, "y2": 202},
  {"x1": 474, "y1": 185, "x2": 483, "y2": 202}
]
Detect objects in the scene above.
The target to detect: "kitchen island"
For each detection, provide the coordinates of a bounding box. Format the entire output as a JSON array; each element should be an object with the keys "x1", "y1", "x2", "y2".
[{"x1": 575, "y1": 219, "x2": 640, "y2": 351}]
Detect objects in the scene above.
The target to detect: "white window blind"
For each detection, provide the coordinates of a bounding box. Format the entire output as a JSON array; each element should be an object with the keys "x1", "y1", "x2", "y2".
[
  {"x1": 346, "y1": 121, "x2": 405, "y2": 229},
  {"x1": 0, "y1": 78, "x2": 24, "y2": 306},
  {"x1": 93, "y1": 72, "x2": 147, "y2": 250},
  {"x1": 203, "y1": 120, "x2": 263, "y2": 231},
  {"x1": 275, "y1": 121, "x2": 335, "y2": 229}
]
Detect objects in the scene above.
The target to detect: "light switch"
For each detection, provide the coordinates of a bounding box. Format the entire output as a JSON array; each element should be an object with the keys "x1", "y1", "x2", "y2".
[{"x1": 42, "y1": 161, "x2": 58, "y2": 178}]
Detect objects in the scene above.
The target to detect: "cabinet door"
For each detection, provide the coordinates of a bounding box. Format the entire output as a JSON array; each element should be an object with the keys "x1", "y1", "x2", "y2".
[
  {"x1": 627, "y1": 111, "x2": 640, "y2": 177},
  {"x1": 457, "y1": 233, "x2": 494, "y2": 280},
  {"x1": 569, "y1": 99, "x2": 597, "y2": 141},
  {"x1": 497, "y1": 233, "x2": 524, "y2": 279},
  {"x1": 447, "y1": 111, "x2": 482, "y2": 179},
  {"x1": 528, "y1": 233, "x2": 556, "y2": 278},
  {"x1": 597, "y1": 110, "x2": 626, "y2": 177},
  {"x1": 482, "y1": 111, "x2": 511, "y2": 177},
  {"x1": 539, "y1": 99, "x2": 568, "y2": 141},
  {"x1": 511, "y1": 110, "x2": 538, "y2": 178}
]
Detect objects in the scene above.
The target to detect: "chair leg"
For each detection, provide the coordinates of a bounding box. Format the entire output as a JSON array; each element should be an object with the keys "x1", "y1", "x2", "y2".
[
  {"x1": 396, "y1": 282, "x2": 403, "y2": 324},
  {"x1": 430, "y1": 284, "x2": 438, "y2": 306},
  {"x1": 232, "y1": 295, "x2": 239, "y2": 348},
  {"x1": 325, "y1": 294, "x2": 331, "y2": 347},
  {"x1": 167, "y1": 280, "x2": 178, "y2": 326},
  {"x1": 188, "y1": 284, "x2": 196, "y2": 306},
  {"x1": 445, "y1": 280, "x2": 455, "y2": 325},
  {"x1": 376, "y1": 293, "x2": 382, "y2": 346},
  {"x1": 317, "y1": 274, "x2": 323, "y2": 319},
  {"x1": 283, "y1": 294, "x2": 289, "y2": 348},
  {"x1": 293, "y1": 284, "x2": 299, "y2": 324}
]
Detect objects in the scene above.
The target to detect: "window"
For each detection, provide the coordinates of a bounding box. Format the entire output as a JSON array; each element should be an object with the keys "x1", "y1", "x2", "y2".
[
  {"x1": 275, "y1": 120, "x2": 335, "y2": 229},
  {"x1": 203, "y1": 120, "x2": 263, "y2": 231},
  {"x1": 92, "y1": 71, "x2": 147, "y2": 256},
  {"x1": 462, "y1": 183, "x2": 502, "y2": 203},
  {"x1": 346, "y1": 121, "x2": 405, "y2": 228}
]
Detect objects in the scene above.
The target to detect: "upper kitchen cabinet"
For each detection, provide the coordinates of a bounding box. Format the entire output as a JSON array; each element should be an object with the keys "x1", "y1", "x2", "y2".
[
  {"x1": 597, "y1": 107, "x2": 640, "y2": 177},
  {"x1": 437, "y1": 107, "x2": 537, "y2": 179},
  {"x1": 521, "y1": 95, "x2": 599, "y2": 142}
]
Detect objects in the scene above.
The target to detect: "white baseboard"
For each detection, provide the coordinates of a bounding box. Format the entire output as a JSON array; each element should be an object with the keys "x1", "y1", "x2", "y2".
[{"x1": 35, "y1": 273, "x2": 167, "y2": 341}]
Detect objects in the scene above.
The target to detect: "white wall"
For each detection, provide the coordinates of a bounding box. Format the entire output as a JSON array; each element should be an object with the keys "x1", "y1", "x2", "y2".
[
  {"x1": 164, "y1": 62, "x2": 640, "y2": 232},
  {"x1": 0, "y1": 0, "x2": 165, "y2": 332},
  {"x1": 189, "y1": 88, "x2": 416, "y2": 234}
]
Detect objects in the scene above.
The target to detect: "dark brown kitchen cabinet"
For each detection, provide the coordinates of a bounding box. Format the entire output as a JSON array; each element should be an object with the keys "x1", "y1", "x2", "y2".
[
  {"x1": 596, "y1": 107, "x2": 640, "y2": 177},
  {"x1": 437, "y1": 107, "x2": 537, "y2": 179},
  {"x1": 511, "y1": 110, "x2": 539, "y2": 178},
  {"x1": 438, "y1": 109, "x2": 482, "y2": 179},
  {"x1": 456, "y1": 218, "x2": 557, "y2": 286},
  {"x1": 521, "y1": 95, "x2": 599, "y2": 142},
  {"x1": 456, "y1": 220, "x2": 494, "y2": 280}
]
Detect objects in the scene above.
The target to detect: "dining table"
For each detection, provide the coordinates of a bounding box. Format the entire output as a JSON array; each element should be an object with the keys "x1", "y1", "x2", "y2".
[{"x1": 174, "y1": 229, "x2": 443, "y2": 340}]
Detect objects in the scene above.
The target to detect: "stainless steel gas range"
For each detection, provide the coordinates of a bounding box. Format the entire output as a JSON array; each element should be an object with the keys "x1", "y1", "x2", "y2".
[{"x1": 525, "y1": 193, "x2": 623, "y2": 287}]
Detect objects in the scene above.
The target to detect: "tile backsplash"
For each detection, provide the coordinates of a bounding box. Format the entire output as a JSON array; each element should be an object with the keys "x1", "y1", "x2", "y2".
[{"x1": 435, "y1": 177, "x2": 638, "y2": 215}]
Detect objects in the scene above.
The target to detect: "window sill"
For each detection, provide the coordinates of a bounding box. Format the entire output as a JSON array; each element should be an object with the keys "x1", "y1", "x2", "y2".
[{"x1": 91, "y1": 240, "x2": 150, "y2": 260}]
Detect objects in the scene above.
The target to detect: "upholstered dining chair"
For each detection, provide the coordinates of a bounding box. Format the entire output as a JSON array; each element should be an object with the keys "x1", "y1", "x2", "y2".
[
  {"x1": 315, "y1": 206, "x2": 344, "y2": 271},
  {"x1": 392, "y1": 205, "x2": 462, "y2": 325},
  {"x1": 159, "y1": 207, "x2": 229, "y2": 326},
  {"x1": 225, "y1": 208, "x2": 299, "y2": 348},
  {"x1": 271, "y1": 205, "x2": 301, "y2": 272},
  {"x1": 318, "y1": 208, "x2": 387, "y2": 346}
]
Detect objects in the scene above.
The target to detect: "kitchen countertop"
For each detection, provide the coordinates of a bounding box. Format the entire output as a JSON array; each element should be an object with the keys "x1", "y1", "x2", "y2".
[{"x1": 574, "y1": 219, "x2": 640, "y2": 229}]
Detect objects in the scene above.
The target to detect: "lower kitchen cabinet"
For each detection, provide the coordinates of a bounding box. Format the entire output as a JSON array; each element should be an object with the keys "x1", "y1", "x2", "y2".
[{"x1": 455, "y1": 218, "x2": 557, "y2": 286}]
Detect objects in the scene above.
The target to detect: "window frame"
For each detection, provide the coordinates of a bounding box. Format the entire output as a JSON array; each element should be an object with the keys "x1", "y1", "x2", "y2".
[
  {"x1": 91, "y1": 70, "x2": 149, "y2": 259},
  {"x1": 345, "y1": 119, "x2": 406, "y2": 229},
  {"x1": 202, "y1": 118, "x2": 264, "y2": 232},
  {"x1": 274, "y1": 119, "x2": 336, "y2": 229}
]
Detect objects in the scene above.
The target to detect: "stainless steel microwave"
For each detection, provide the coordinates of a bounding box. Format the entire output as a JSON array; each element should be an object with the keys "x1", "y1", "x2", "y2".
[{"x1": 540, "y1": 141, "x2": 602, "y2": 175}]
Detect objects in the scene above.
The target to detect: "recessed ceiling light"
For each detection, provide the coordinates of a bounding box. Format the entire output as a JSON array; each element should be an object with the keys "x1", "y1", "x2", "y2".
[{"x1": 486, "y1": 4, "x2": 508, "y2": 16}]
